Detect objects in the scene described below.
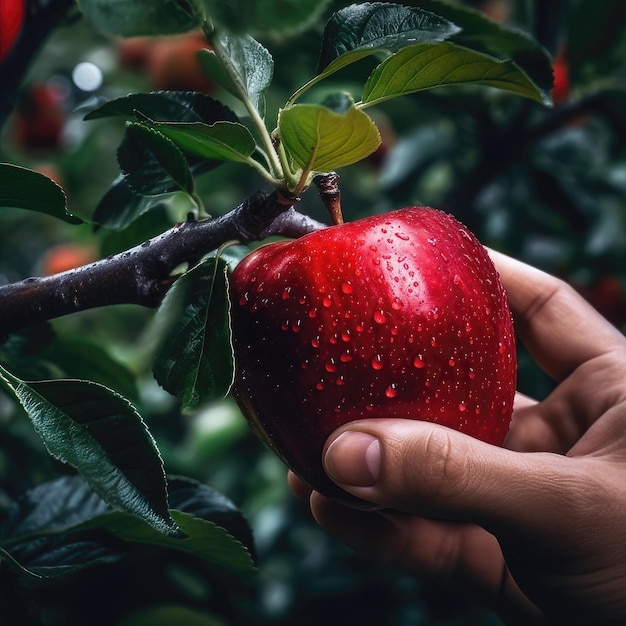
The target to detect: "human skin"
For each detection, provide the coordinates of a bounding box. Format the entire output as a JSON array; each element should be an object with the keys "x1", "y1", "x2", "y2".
[{"x1": 289, "y1": 250, "x2": 626, "y2": 625}]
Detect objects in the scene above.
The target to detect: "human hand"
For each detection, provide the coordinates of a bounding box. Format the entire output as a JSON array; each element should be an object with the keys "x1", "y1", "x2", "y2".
[{"x1": 289, "y1": 250, "x2": 626, "y2": 625}]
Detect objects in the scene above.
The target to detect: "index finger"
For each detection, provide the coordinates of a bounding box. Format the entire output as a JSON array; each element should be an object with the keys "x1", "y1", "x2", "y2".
[{"x1": 488, "y1": 249, "x2": 626, "y2": 382}]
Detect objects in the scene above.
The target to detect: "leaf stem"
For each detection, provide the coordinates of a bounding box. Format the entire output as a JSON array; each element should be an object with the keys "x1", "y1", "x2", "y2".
[
  {"x1": 207, "y1": 30, "x2": 284, "y2": 181},
  {"x1": 286, "y1": 74, "x2": 324, "y2": 107},
  {"x1": 276, "y1": 138, "x2": 301, "y2": 191}
]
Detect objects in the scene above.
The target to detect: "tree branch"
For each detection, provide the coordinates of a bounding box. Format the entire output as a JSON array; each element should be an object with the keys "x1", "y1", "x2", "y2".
[{"x1": 0, "y1": 190, "x2": 326, "y2": 338}]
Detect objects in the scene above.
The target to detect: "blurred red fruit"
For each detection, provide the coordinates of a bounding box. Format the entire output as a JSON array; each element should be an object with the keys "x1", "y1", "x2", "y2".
[
  {"x1": 13, "y1": 83, "x2": 66, "y2": 151},
  {"x1": 117, "y1": 32, "x2": 214, "y2": 93},
  {"x1": 552, "y1": 45, "x2": 570, "y2": 105},
  {"x1": 0, "y1": 0, "x2": 24, "y2": 62},
  {"x1": 40, "y1": 244, "x2": 98, "y2": 276},
  {"x1": 148, "y1": 32, "x2": 214, "y2": 92}
]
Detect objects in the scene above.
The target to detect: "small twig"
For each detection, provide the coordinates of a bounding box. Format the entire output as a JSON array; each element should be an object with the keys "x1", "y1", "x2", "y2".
[
  {"x1": 314, "y1": 172, "x2": 343, "y2": 225},
  {"x1": 0, "y1": 191, "x2": 326, "y2": 338},
  {"x1": 259, "y1": 207, "x2": 326, "y2": 239}
]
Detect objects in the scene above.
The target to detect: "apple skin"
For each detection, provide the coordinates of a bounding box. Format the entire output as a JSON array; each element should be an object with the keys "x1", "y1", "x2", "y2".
[{"x1": 230, "y1": 207, "x2": 516, "y2": 506}]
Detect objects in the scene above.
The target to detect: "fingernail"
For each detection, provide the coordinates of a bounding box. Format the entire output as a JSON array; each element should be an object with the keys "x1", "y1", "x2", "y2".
[{"x1": 324, "y1": 431, "x2": 381, "y2": 486}]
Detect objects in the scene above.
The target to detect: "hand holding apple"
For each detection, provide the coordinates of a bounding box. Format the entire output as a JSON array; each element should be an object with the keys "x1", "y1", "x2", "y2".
[
  {"x1": 291, "y1": 251, "x2": 626, "y2": 625},
  {"x1": 230, "y1": 207, "x2": 516, "y2": 505}
]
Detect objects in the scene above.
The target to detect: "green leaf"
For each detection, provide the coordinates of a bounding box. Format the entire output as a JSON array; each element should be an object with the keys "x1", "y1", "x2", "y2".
[
  {"x1": 317, "y1": 2, "x2": 460, "y2": 75},
  {"x1": 43, "y1": 334, "x2": 138, "y2": 400},
  {"x1": 412, "y1": 0, "x2": 553, "y2": 103},
  {"x1": 197, "y1": 50, "x2": 244, "y2": 101},
  {"x1": 93, "y1": 175, "x2": 165, "y2": 230},
  {"x1": 209, "y1": 33, "x2": 273, "y2": 112},
  {"x1": 0, "y1": 164, "x2": 82, "y2": 224},
  {"x1": 78, "y1": 0, "x2": 199, "y2": 37},
  {"x1": 148, "y1": 121, "x2": 257, "y2": 164},
  {"x1": 79, "y1": 509, "x2": 256, "y2": 578},
  {"x1": 360, "y1": 42, "x2": 548, "y2": 107},
  {"x1": 0, "y1": 366, "x2": 179, "y2": 537},
  {"x1": 119, "y1": 606, "x2": 226, "y2": 626},
  {"x1": 0, "y1": 325, "x2": 57, "y2": 381},
  {"x1": 1, "y1": 475, "x2": 255, "y2": 580},
  {"x1": 279, "y1": 94, "x2": 381, "y2": 173},
  {"x1": 118, "y1": 123, "x2": 194, "y2": 196},
  {"x1": 153, "y1": 256, "x2": 235, "y2": 410},
  {"x1": 84, "y1": 91, "x2": 238, "y2": 124},
  {"x1": 288, "y1": 2, "x2": 460, "y2": 104},
  {"x1": 567, "y1": 0, "x2": 626, "y2": 90},
  {"x1": 196, "y1": 0, "x2": 330, "y2": 35}
]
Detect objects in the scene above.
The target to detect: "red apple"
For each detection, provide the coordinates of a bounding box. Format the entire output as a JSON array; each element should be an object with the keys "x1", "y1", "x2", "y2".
[{"x1": 230, "y1": 207, "x2": 516, "y2": 505}]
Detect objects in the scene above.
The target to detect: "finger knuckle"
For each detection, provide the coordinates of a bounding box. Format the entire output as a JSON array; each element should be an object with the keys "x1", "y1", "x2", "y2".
[{"x1": 417, "y1": 428, "x2": 471, "y2": 502}]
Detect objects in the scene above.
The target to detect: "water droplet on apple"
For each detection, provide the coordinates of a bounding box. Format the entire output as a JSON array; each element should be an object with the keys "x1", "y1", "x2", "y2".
[
  {"x1": 413, "y1": 356, "x2": 425, "y2": 368},
  {"x1": 395, "y1": 232, "x2": 410, "y2": 241},
  {"x1": 373, "y1": 310, "x2": 387, "y2": 324},
  {"x1": 280, "y1": 321, "x2": 289, "y2": 331},
  {"x1": 308, "y1": 309, "x2": 317, "y2": 318},
  {"x1": 325, "y1": 358, "x2": 338, "y2": 373},
  {"x1": 356, "y1": 323, "x2": 365, "y2": 332},
  {"x1": 341, "y1": 281, "x2": 354, "y2": 294},
  {"x1": 341, "y1": 331, "x2": 351, "y2": 342},
  {"x1": 322, "y1": 295, "x2": 332, "y2": 308},
  {"x1": 385, "y1": 384, "x2": 398, "y2": 398},
  {"x1": 281, "y1": 287, "x2": 291, "y2": 300},
  {"x1": 335, "y1": 377, "x2": 345, "y2": 386},
  {"x1": 340, "y1": 352, "x2": 352, "y2": 363},
  {"x1": 468, "y1": 368, "x2": 476, "y2": 379},
  {"x1": 458, "y1": 402, "x2": 467, "y2": 412},
  {"x1": 431, "y1": 338, "x2": 438, "y2": 347},
  {"x1": 371, "y1": 355, "x2": 383, "y2": 370},
  {"x1": 391, "y1": 298, "x2": 403, "y2": 310},
  {"x1": 448, "y1": 358, "x2": 455, "y2": 367},
  {"x1": 311, "y1": 337, "x2": 320, "y2": 348},
  {"x1": 316, "y1": 381, "x2": 325, "y2": 391},
  {"x1": 292, "y1": 320, "x2": 301, "y2": 333}
]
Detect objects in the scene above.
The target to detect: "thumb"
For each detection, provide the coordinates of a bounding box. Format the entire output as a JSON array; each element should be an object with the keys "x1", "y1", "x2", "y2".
[{"x1": 322, "y1": 418, "x2": 577, "y2": 534}]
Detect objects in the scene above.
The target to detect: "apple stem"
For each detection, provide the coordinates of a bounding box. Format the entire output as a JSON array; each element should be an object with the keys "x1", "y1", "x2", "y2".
[{"x1": 314, "y1": 173, "x2": 343, "y2": 225}]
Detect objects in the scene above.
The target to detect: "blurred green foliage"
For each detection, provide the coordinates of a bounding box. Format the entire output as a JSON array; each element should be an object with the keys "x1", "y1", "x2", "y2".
[{"x1": 1, "y1": 0, "x2": 625, "y2": 624}]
